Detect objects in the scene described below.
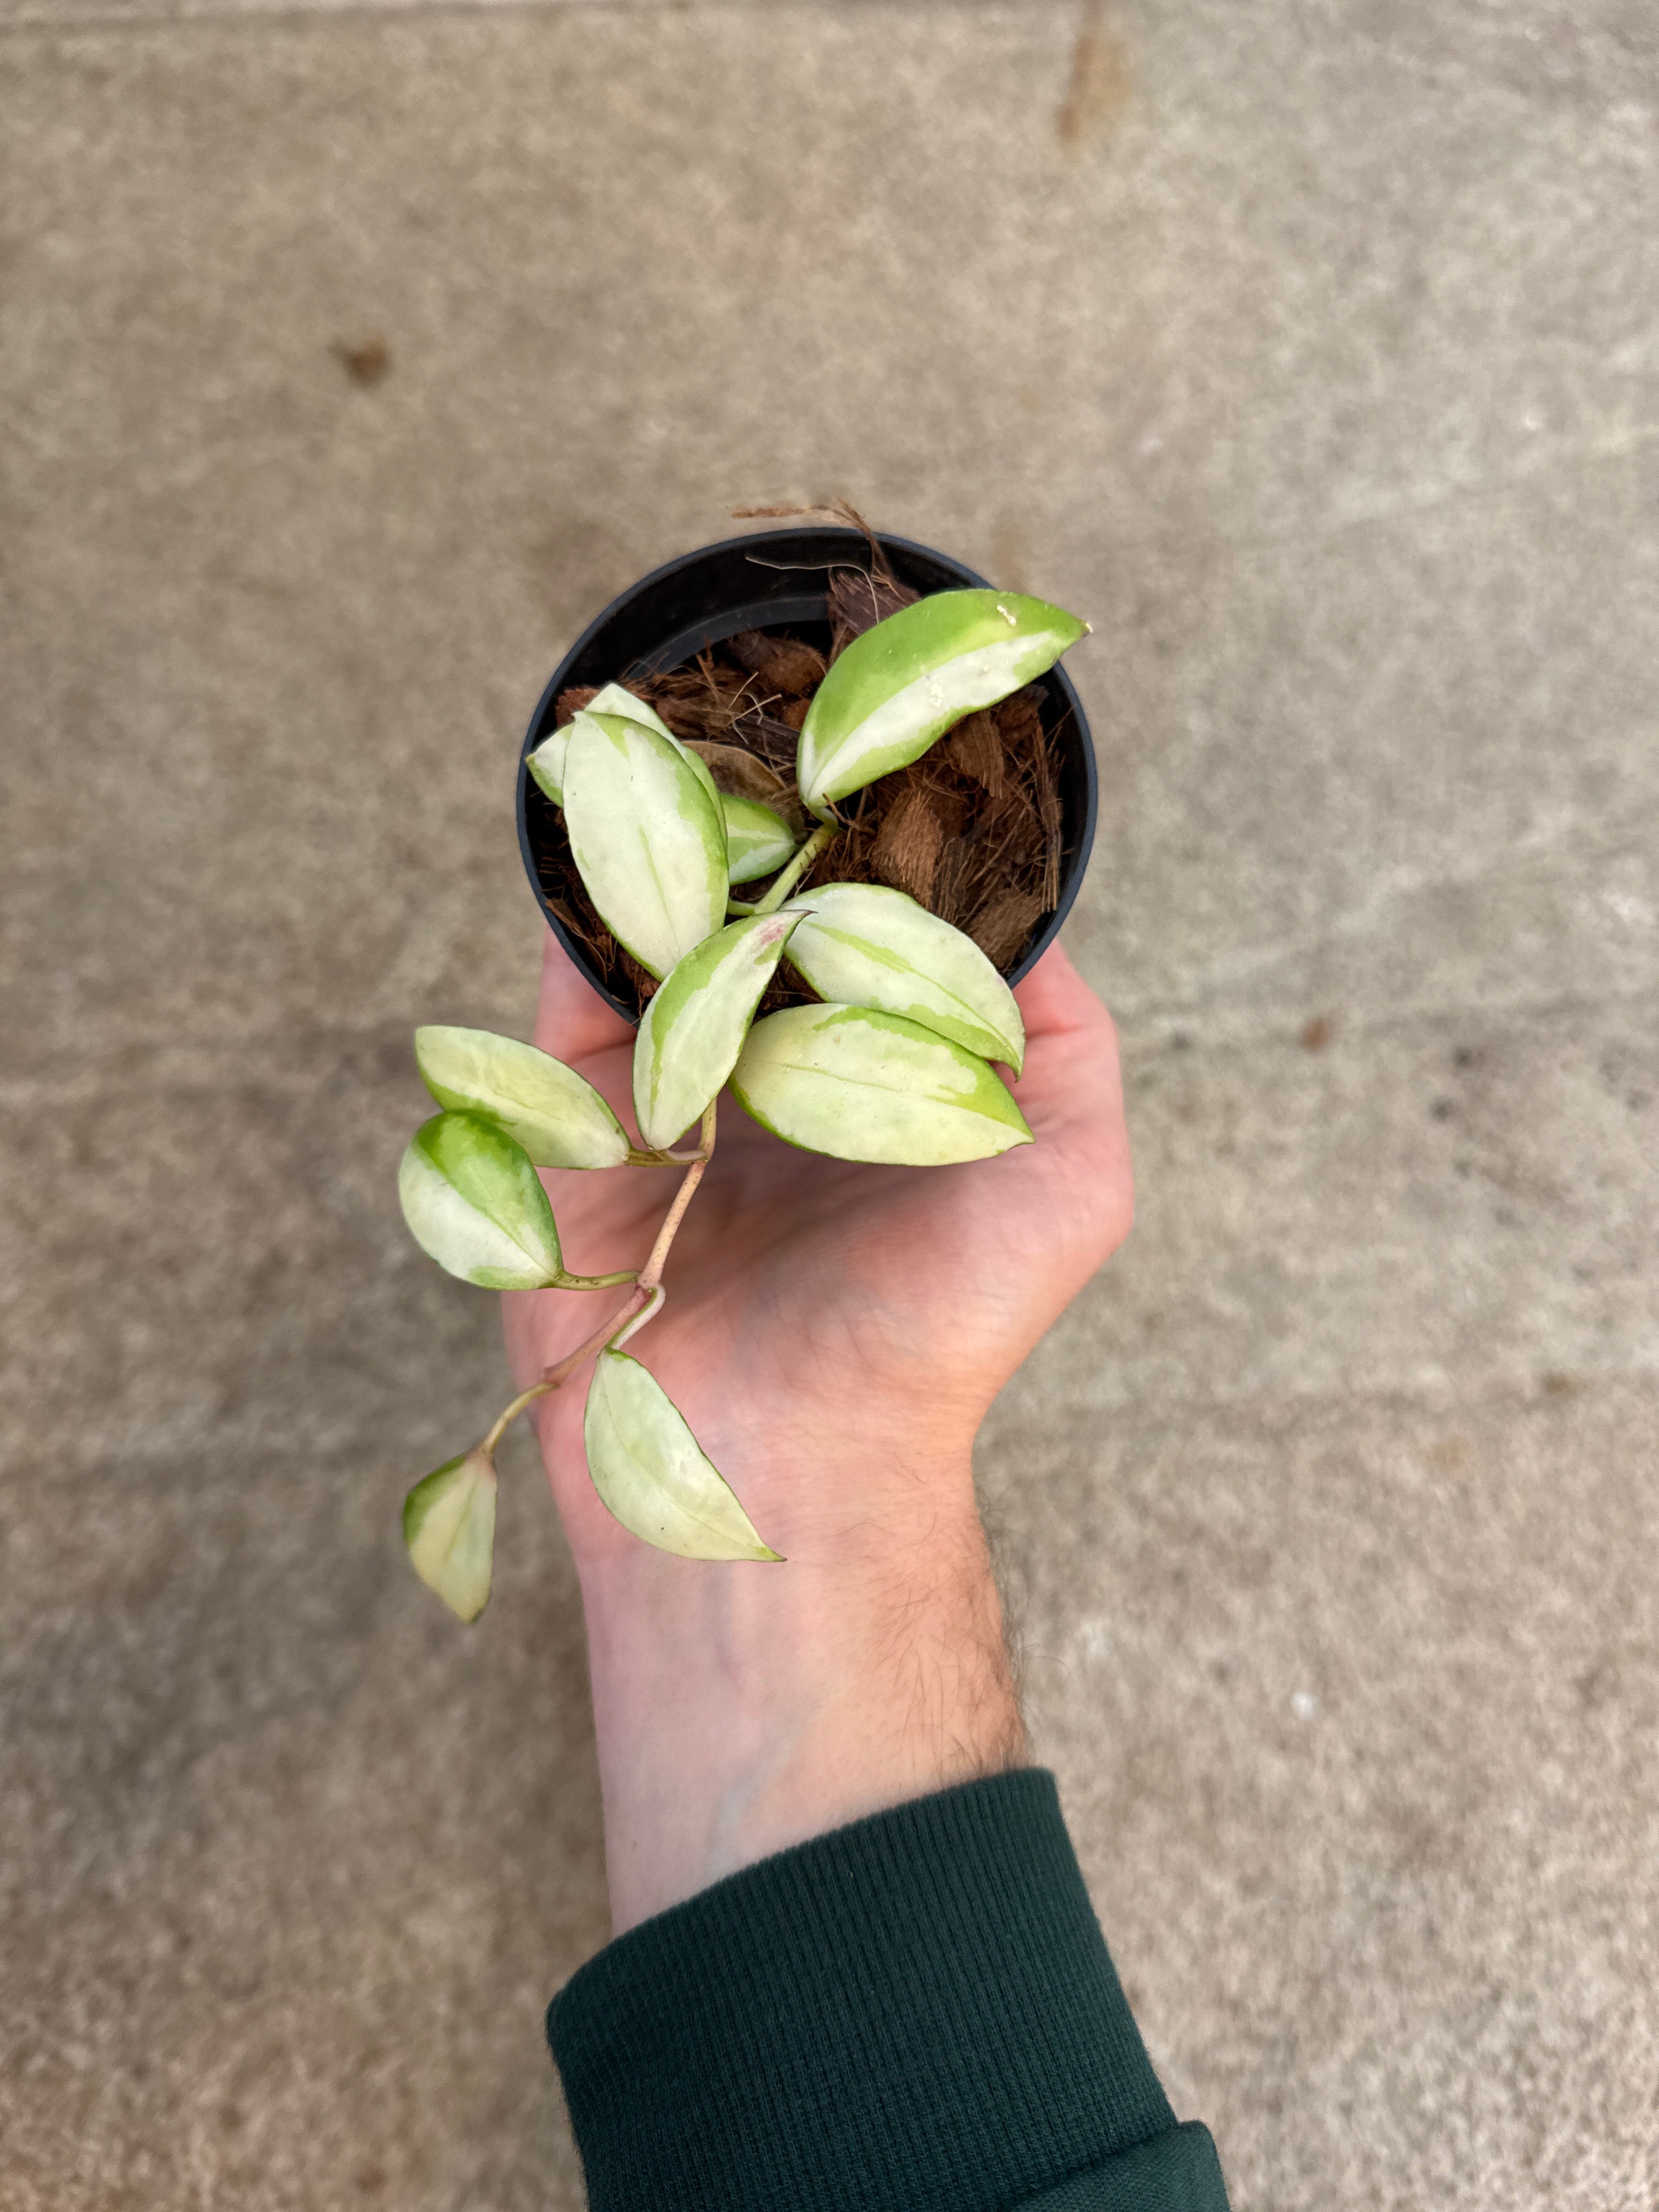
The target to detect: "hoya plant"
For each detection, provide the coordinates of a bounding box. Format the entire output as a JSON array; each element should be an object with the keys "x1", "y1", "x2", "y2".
[{"x1": 399, "y1": 586, "x2": 1089, "y2": 1619}]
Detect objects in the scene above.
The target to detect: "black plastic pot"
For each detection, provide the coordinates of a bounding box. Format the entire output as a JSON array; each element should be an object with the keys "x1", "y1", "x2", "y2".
[{"x1": 517, "y1": 527, "x2": 1097, "y2": 1022}]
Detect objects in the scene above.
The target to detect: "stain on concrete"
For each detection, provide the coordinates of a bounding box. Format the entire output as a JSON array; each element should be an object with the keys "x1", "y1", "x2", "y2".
[
  {"x1": 332, "y1": 334, "x2": 390, "y2": 386},
  {"x1": 1056, "y1": 4, "x2": 1131, "y2": 154}
]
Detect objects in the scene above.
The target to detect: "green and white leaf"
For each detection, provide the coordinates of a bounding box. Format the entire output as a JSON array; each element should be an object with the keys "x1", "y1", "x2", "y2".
[
  {"x1": 730, "y1": 1003, "x2": 1032, "y2": 1164},
  {"x1": 721, "y1": 794, "x2": 798, "y2": 885},
  {"x1": 584, "y1": 1350, "x2": 781, "y2": 1561},
  {"x1": 561, "y1": 713, "x2": 729, "y2": 979},
  {"x1": 525, "y1": 723, "x2": 573, "y2": 808},
  {"x1": 415, "y1": 1025, "x2": 629, "y2": 1169},
  {"x1": 586, "y1": 681, "x2": 676, "y2": 741},
  {"x1": 586, "y1": 684, "x2": 725, "y2": 812},
  {"x1": 398, "y1": 1110, "x2": 565, "y2": 1288},
  {"x1": 797, "y1": 589, "x2": 1087, "y2": 817},
  {"x1": 526, "y1": 686, "x2": 722, "y2": 816},
  {"x1": 781, "y1": 882, "x2": 1025, "y2": 1074},
  {"x1": 633, "y1": 912, "x2": 800, "y2": 1149},
  {"x1": 403, "y1": 1447, "x2": 497, "y2": 1622}
]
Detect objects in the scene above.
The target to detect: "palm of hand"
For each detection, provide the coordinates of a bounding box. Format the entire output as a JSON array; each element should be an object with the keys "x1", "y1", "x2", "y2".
[{"x1": 503, "y1": 935, "x2": 1132, "y2": 1567}]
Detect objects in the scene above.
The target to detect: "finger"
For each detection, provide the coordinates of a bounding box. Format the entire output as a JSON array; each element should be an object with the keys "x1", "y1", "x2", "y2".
[
  {"x1": 533, "y1": 928, "x2": 637, "y2": 1066},
  {"x1": 1009, "y1": 942, "x2": 1131, "y2": 1220}
]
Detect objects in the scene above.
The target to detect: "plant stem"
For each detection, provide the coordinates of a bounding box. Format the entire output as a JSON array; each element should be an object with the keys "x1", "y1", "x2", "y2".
[
  {"x1": 481, "y1": 1377, "x2": 561, "y2": 1455},
  {"x1": 537, "y1": 1290, "x2": 647, "y2": 1393},
  {"x1": 639, "y1": 1102, "x2": 717, "y2": 1290},
  {"x1": 533, "y1": 1104, "x2": 716, "y2": 1393},
  {"x1": 611, "y1": 1284, "x2": 664, "y2": 1350},
  {"x1": 557, "y1": 1267, "x2": 640, "y2": 1290},
  {"x1": 483, "y1": 1284, "x2": 651, "y2": 1451},
  {"x1": 750, "y1": 821, "x2": 836, "y2": 915}
]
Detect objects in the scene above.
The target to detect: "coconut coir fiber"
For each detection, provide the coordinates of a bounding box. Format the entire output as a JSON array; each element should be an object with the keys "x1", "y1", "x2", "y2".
[{"x1": 527, "y1": 562, "x2": 1070, "y2": 1019}]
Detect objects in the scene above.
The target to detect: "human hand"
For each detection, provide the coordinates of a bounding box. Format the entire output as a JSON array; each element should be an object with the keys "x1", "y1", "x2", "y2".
[{"x1": 502, "y1": 932, "x2": 1132, "y2": 1930}]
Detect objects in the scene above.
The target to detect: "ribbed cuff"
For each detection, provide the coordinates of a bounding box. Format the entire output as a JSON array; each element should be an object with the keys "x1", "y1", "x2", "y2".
[{"x1": 549, "y1": 1769, "x2": 1229, "y2": 2212}]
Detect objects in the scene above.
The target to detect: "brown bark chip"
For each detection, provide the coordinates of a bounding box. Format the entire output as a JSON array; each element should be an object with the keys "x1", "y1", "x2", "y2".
[
  {"x1": 555, "y1": 687, "x2": 598, "y2": 726},
  {"x1": 871, "y1": 787, "x2": 945, "y2": 902},
  {"x1": 995, "y1": 686, "x2": 1065, "y2": 910},
  {"x1": 994, "y1": 684, "x2": 1046, "y2": 757},
  {"x1": 946, "y1": 710, "x2": 1006, "y2": 797},
  {"x1": 728, "y1": 630, "x2": 827, "y2": 698},
  {"x1": 970, "y1": 888, "x2": 1046, "y2": 968},
  {"x1": 917, "y1": 775, "x2": 973, "y2": 840},
  {"x1": 932, "y1": 837, "x2": 974, "y2": 929}
]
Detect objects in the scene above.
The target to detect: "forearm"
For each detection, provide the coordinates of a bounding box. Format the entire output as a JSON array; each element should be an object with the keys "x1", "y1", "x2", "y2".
[
  {"x1": 555, "y1": 1452, "x2": 1232, "y2": 2212},
  {"x1": 549, "y1": 1770, "x2": 1232, "y2": 2212},
  {"x1": 575, "y1": 1451, "x2": 1026, "y2": 1932}
]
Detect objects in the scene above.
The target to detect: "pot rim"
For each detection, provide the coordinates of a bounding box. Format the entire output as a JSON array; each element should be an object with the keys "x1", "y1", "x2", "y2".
[{"x1": 517, "y1": 527, "x2": 1098, "y2": 1019}]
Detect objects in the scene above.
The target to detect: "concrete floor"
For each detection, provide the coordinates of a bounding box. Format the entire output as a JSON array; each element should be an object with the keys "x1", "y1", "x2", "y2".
[{"x1": 3, "y1": 1, "x2": 1656, "y2": 2206}]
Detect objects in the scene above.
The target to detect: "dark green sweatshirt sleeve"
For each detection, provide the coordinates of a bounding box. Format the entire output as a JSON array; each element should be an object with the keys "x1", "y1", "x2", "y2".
[{"x1": 548, "y1": 1768, "x2": 1229, "y2": 2211}]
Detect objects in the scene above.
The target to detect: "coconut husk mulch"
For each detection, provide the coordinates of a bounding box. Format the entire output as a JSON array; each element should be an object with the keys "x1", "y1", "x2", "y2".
[{"x1": 527, "y1": 556, "x2": 1070, "y2": 1019}]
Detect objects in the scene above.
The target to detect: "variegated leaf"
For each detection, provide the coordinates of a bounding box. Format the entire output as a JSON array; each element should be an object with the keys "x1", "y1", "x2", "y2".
[
  {"x1": 415, "y1": 1024, "x2": 629, "y2": 1168},
  {"x1": 797, "y1": 589, "x2": 1087, "y2": 817},
  {"x1": 397, "y1": 1110, "x2": 565, "y2": 1288},
  {"x1": 561, "y1": 712, "x2": 729, "y2": 979},
  {"x1": 584, "y1": 1350, "x2": 781, "y2": 1560},
  {"x1": 721, "y1": 794, "x2": 798, "y2": 885},
  {"x1": 585, "y1": 684, "x2": 724, "y2": 812},
  {"x1": 526, "y1": 684, "x2": 721, "y2": 815},
  {"x1": 633, "y1": 912, "x2": 800, "y2": 1149},
  {"x1": 730, "y1": 1004, "x2": 1032, "y2": 1164},
  {"x1": 781, "y1": 883, "x2": 1025, "y2": 1074},
  {"x1": 403, "y1": 1447, "x2": 497, "y2": 1621},
  {"x1": 586, "y1": 681, "x2": 676, "y2": 738},
  {"x1": 525, "y1": 721, "x2": 573, "y2": 809}
]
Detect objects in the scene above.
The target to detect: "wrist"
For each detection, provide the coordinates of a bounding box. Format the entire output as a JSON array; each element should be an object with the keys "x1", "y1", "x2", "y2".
[{"x1": 574, "y1": 1459, "x2": 1026, "y2": 1933}]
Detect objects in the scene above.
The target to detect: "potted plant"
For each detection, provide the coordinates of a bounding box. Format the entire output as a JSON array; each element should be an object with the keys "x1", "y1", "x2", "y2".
[{"x1": 398, "y1": 519, "x2": 1097, "y2": 1619}]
